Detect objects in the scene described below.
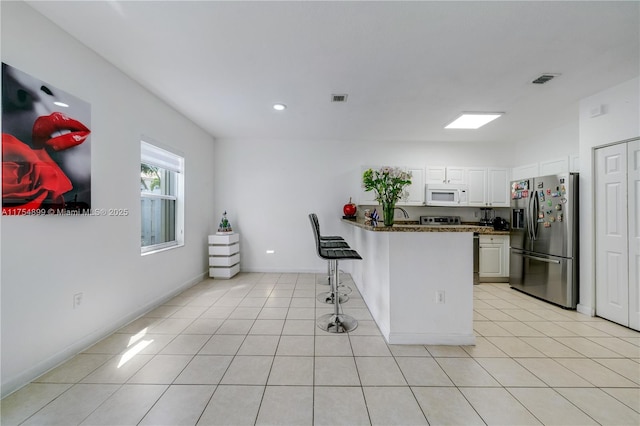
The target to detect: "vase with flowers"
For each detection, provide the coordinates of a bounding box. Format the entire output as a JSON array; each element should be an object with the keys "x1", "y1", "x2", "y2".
[{"x1": 362, "y1": 166, "x2": 412, "y2": 226}]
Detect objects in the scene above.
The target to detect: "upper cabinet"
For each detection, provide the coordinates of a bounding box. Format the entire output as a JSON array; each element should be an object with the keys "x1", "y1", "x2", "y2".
[
  {"x1": 512, "y1": 155, "x2": 579, "y2": 179},
  {"x1": 487, "y1": 168, "x2": 510, "y2": 207},
  {"x1": 511, "y1": 163, "x2": 540, "y2": 181},
  {"x1": 539, "y1": 157, "x2": 569, "y2": 176},
  {"x1": 358, "y1": 166, "x2": 425, "y2": 206},
  {"x1": 399, "y1": 167, "x2": 425, "y2": 206},
  {"x1": 358, "y1": 165, "x2": 508, "y2": 207},
  {"x1": 426, "y1": 166, "x2": 467, "y2": 184},
  {"x1": 467, "y1": 167, "x2": 510, "y2": 207}
]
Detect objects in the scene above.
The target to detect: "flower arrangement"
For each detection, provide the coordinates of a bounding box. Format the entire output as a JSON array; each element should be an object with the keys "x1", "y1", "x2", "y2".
[{"x1": 362, "y1": 166, "x2": 412, "y2": 226}]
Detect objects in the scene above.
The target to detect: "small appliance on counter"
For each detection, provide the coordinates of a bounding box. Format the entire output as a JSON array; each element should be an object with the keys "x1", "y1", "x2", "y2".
[
  {"x1": 493, "y1": 217, "x2": 509, "y2": 231},
  {"x1": 479, "y1": 208, "x2": 495, "y2": 226}
]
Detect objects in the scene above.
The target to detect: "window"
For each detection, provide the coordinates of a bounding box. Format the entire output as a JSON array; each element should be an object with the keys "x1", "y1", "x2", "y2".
[{"x1": 140, "y1": 140, "x2": 184, "y2": 254}]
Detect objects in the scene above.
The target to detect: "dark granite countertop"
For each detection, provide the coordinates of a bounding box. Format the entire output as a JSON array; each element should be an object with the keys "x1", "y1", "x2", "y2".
[{"x1": 342, "y1": 218, "x2": 510, "y2": 235}]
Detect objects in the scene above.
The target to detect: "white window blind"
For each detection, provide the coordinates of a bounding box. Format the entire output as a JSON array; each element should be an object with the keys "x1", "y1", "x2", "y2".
[{"x1": 141, "y1": 140, "x2": 183, "y2": 173}]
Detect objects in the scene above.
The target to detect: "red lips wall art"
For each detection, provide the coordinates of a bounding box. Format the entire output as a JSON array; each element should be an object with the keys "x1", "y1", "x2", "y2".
[{"x1": 2, "y1": 63, "x2": 92, "y2": 215}]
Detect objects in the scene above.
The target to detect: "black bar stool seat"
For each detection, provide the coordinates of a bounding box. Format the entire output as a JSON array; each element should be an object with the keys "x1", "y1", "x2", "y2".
[
  {"x1": 309, "y1": 213, "x2": 361, "y2": 333},
  {"x1": 311, "y1": 213, "x2": 351, "y2": 290}
]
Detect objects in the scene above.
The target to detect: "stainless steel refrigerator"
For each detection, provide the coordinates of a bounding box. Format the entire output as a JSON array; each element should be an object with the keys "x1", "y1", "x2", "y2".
[{"x1": 509, "y1": 173, "x2": 578, "y2": 308}]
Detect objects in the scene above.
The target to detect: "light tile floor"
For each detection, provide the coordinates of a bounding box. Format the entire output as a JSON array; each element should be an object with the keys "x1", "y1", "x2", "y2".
[{"x1": 2, "y1": 272, "x2": 639, "y2": 425}]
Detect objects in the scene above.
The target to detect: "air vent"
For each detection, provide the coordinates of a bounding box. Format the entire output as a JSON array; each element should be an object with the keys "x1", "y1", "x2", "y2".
[
  {"x1": 331, "y1": 94, "x2": 348, "y2": 102},
  {"x1": 532, "y1": 74, "x2": 559, "y2": 84}
]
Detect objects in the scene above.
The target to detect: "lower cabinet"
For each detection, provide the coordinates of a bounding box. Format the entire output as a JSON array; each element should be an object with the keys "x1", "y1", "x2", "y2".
[
  {"x1": 208, "y1": 233, "x2": 240, "y2": 278},
  {"x1": 479, "y1": 235, "x2": 509, "y2": 281}
]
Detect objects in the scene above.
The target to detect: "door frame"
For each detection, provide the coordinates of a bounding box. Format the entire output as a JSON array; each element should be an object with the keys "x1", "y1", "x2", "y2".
[{"x1": 593, "y1": 137, "x2": 640, "y2": 328}]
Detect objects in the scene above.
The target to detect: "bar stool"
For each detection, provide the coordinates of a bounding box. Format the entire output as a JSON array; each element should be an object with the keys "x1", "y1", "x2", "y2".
[
  {"x1": 309, "y1": 214, "x2": 352, "y2": 304},
  {"x1": 310, "y1": 213, "x2": 346, "y2": 286},
  {"x1": 309, "y1": 214, "x2": 361, "y2": 333}
]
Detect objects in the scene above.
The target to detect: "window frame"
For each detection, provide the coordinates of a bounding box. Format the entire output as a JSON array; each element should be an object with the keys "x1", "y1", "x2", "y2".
[{"x1": 140, "y1": 139, "x2": 184, "y2": 255}]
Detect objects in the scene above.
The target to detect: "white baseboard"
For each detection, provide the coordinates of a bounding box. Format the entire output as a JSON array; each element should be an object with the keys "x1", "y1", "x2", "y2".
[
  {"x1": 240, "y1": 267, "x2": 324, "y2": 274},
  {"x1": 387, "y1": 332, "x2": 476, "y2": 346},
  {"x1": 1, "y1": 271, "x2": 207, "y2": 399},
  {"x1": 577, "y1": 303, "x2": 595, "y2": 317}
]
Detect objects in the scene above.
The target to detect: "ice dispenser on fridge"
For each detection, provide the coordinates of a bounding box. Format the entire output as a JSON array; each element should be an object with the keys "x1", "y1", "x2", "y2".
[{"x1": 512, "y1": 209, "x2": 524, "y2": 229}]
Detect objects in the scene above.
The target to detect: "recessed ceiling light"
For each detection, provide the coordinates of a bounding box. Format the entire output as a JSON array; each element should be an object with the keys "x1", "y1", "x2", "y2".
[
  {"x1": 273, "y1": 103, "x2": 286, "y2": 111},
  {"x1": 445, "y1": 113, "x2": 503, "y2": 129}
]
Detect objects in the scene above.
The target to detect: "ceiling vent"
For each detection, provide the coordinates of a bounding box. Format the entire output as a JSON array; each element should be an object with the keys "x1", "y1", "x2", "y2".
[
  {"x1": 532, "y1": 74, "x2": 559, "y2": 84},
  {"x1": 331, "y1": 94, "x2": 348, "y2": 102}
]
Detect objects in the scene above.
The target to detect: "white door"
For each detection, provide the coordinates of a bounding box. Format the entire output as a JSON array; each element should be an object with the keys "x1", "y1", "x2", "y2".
[
  {"x1": 426, "y1": 166, "x2": 447, "y2": 184},
  {"x1": 446, "y1": 167, "x2": 467, "y2": 184},
  {"x1": 487, "y1": 168, "x2": 510, "y2": 207},
  {"x1": 595, "y1": 143, "x2": 629, "y2": 326},
  {"x1": 467, "y1": 167, "x2": 487, "y2": 206},
  {"x1": 399, "y1": 167, "x2": 425, "y2": 206},
  {"x1": 479, "y1": 244, "x2": 503, "y2": 277},
  {"x1": 628, "y1": 140, "x2": 640, "y2": 330}
]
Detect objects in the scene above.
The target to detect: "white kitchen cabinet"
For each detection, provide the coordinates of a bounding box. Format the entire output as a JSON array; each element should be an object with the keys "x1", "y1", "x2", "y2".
[
  {"x1": 425, "y1": 166, "x2": 467, "y2": 184},
  {"x1": 360, "y1": 166, "x2": 425, "y2": 205},
  {"x1": 467, "y1": 167, "x2": 510, "y2": 207},
  {"x1": 397, "y1": 167, "x2": 425, "y2": 206},
  {"x1": 209, "y1": 233, "x2": 240, "y2": 278},
  {"x1": 467, "y1": 168, "x2": 487, "y2": 206},
  {"x1": 539, "y1": 156, "x2": 569, "y2": 175},
  {"x1": 512, "y1": 155, "x2": 580, "y2": 179},
  {"x1": 487, "y1": 168, "x2": 510, "y2": 207},
  {"x1": 479, "y1": 235, "x2": 509, "y2": 279},
  {"x1": 511, "y1": 163, "x2": 539, "y2": 180}
]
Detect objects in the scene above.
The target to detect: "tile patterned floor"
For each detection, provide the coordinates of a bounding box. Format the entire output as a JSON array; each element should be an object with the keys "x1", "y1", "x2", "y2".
[{"x1": 2, "y1": 272, "x2": 639, "y2": 425}]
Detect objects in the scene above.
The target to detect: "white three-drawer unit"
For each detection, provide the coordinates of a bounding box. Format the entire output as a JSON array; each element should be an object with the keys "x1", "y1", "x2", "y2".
[{"x1": 208, "y1": 233, "x2": 240, "y2": 278}]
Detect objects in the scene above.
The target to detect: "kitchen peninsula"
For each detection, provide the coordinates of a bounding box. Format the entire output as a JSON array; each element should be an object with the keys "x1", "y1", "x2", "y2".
[{"x1": 341, "y1": 219, "x2": 507, "y2": 345}]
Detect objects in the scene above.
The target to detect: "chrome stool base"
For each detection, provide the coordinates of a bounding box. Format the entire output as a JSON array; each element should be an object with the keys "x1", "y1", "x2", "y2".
[
  {"x1": 316, "y1": 291, "x2": 349, "y2": 304},
  {"x1": 316, "y1": 313, "x2": 358, "y2": 333}
]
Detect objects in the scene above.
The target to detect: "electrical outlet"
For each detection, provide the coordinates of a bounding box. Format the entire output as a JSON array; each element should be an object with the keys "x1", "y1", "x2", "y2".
[
  {"x1": 73, "y1": 292, "x2": 83, "y2": 309},
  {"x1": 435, "y1": 290, "x2": 445, "y2": 304}
]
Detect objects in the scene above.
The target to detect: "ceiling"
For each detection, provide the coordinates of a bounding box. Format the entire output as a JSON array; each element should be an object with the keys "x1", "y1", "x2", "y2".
[{"x1": 25, "y1": 1, "x2": 640, "y2": 143}]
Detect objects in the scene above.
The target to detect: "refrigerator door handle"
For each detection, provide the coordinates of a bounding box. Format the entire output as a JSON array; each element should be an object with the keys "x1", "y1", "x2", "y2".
[
  {"x1": 527, "y1": 190, "x2": 535, "y2": 241},
  {"x1": 532, "y1": 190, "x2": 539, "y2": 240},
  {"x1": 523, "y1": 254, "x2": 561, "y2": 264}
]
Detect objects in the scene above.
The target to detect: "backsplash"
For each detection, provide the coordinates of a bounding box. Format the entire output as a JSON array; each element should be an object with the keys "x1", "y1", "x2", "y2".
[{"x1": 355, "y1": 204, "x2": 510, "y2": 224}]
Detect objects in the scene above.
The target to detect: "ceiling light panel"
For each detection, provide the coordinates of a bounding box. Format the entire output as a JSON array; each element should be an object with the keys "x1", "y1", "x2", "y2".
[{"x1": 445, "y1": 113, "x2": 503, "y2": 129}]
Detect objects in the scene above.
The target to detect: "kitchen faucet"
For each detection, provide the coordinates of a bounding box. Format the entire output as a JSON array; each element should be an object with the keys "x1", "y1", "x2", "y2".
[{"x1": 395, "y1": 207, "x2": 409, "y2": 218}]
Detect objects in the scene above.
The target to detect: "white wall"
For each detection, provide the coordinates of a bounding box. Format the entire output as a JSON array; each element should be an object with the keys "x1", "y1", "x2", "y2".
[
  {"x1": 213, "y1": 138, "x2": 513, "y2": 272},
  {"x1": 1, "y1": 2, "x2": 215, "y2": 396},
  {"x1": 577, "y1": 77, "x2": 640, "y2": 315}
]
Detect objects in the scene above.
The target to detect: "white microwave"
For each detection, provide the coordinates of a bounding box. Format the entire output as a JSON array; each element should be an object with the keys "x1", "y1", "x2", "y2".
[{"x1": 425, "y1": 184, "x2": 469, "y2": 206}]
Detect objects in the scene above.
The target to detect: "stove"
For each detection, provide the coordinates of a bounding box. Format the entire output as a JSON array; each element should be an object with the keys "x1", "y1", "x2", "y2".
[{"x1": 419, "y1": 216, "x2": 461, "y2": 225}]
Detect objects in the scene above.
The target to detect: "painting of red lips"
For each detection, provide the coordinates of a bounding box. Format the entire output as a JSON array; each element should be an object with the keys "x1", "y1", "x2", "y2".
[{"x1": 2, "y1": 63, "x2": 91, "y2": 215}]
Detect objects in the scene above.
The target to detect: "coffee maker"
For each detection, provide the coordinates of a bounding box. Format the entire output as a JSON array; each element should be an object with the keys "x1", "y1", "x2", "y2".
[{"x1": 479, "y1": 208, "x2": 495, "y2": 226}]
